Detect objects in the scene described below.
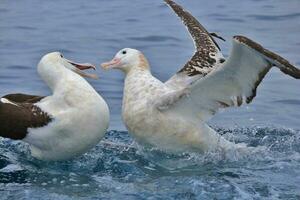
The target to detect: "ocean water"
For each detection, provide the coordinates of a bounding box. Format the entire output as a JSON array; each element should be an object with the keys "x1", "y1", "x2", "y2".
[{"x1": 0, "y1": 0, "x2": 299, "y2": 199}]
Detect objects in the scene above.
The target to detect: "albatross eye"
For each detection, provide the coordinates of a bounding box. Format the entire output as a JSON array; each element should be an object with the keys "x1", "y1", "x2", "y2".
[
  {"x1": 122, "y1": 51, "x2": 127, "y2": 55},
  {"x1": 60, "y1": 54, "x2": 63, "y2": 58}
]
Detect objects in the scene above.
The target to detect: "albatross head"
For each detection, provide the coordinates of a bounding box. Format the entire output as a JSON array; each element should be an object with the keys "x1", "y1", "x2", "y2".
[
  {"x1": 101, "y1": 48, "x2": 149, "y2": 73},
  {"x1": 38, "y1": 52, "x2": 98, "y2": 90},
  {"x1": 38, "y1": 52, "x2": 98, "y2": 79}
]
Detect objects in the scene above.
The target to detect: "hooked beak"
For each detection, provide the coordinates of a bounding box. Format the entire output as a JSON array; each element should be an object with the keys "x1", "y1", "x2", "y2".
[
  {"x1": 101, "y1": 58, "x2": 121, "y2": 70},
  {"x1": 66, "y1": 59, "x2": 98, "y2": 79}
]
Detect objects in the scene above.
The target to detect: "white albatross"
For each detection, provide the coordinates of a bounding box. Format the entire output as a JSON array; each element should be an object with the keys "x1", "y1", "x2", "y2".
[
  {"x1": 0, "y1": 52, "x2": 109, "y2": 161},
  {"x1": 101, "y1": 0, "x2": 300, "y2": 153}
]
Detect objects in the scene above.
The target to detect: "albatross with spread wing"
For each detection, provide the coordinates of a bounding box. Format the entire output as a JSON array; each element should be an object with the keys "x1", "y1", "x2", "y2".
[{"x1": 101, "y1": 0, "x2": 300, "y2": 153}]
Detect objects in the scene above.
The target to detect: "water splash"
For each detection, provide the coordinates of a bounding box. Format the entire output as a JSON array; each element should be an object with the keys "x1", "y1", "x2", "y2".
[{"x1": 0, "y1": 127, "x2": 299, "y2": 199}]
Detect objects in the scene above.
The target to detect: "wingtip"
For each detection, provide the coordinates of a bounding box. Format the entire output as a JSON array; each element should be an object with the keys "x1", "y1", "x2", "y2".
[
  {"x1": 164, "y1": 0, "x2": 174, "y2": 4},
  {"x1": 164, "y1": 0, "x2": 181, "y2": 11},
  {"x1": 279, "y1": 65, "x2": 300, "y2": 79},
  {"x1": 233, "y1": 35, "x2": 300, "y2": 79}
]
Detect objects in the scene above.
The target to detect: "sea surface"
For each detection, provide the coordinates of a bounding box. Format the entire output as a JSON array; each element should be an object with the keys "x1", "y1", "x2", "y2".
[{"x1": 0, "y1": 0, "x2": 300, "y2": 199}]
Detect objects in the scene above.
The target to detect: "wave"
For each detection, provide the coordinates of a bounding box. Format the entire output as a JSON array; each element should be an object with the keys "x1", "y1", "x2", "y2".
[{"x1": 0, "y1": 126, "x2": 299, "y2": 199}]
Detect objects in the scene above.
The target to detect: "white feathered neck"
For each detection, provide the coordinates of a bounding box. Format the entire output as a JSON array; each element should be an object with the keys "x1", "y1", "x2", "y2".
[{"x1": 37, "y1": 54, "x2": 95, "y2": 95}]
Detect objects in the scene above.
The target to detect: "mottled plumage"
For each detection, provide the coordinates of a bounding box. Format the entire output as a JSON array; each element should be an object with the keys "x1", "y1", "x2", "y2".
[
  {"x1": 102, "y1": 0, "x2": 300, "y2": 153},
  {"x1": 165, "y1": 0, "x2": 224, "y2": 78}
]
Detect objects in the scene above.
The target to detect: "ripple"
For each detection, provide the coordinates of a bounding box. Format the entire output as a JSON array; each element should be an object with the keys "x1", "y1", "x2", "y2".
[
  {"x1": 262, "y1": 5, "x2": 275, "y2": 9},
  {"x1": 247, "y1": 13, "x2": 300, "y2": 21},
  {"x1": 215, "y1": 17, "x2": 245, "y2": 23},
  {"x1": 0, "y1": 75, "x2": 22, "y2": 79},
  {"x1": 5, "y1": 65, "x2": 31, "y2": 70},
  {"x1": 0, "y1": 8, "x2": 8, "y2": 13},
  {"x1": 273, "y1": 99, "x2": 300, "y2": 105},
  {"x1": 128, "y1": 35, "x2": 180, "y2": 42},
  {"x1": 14, "y1": 26, "x2": 37, "y2": 30},
  {"x1": 207, "y1": 13, "x2": 228, "y2": 17},
  {"x1": 125, "y1": 18, "x2": 139, "y2": 22}
]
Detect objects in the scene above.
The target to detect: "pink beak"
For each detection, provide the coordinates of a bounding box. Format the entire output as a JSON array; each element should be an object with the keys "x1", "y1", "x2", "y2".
[
  {"x1": 101, "y1": 58, "x2": 121, "y2": 70},
  {"x1": 66, "y1": 59, "x2": 98, "y2": 79},
  {"x1": 68, "y1": 61, "x2": 96, "y2": 71}
]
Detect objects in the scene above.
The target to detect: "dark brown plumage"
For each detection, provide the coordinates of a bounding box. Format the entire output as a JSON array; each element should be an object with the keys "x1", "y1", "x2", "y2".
[
  {"x1": 165, "y1": 0, "x2": 224, "y2": 77},
  {"x1": 0, "y1": 94, "x2": 52, "y2": 140},
  {"x1": 3, "y1": 93, "x2": 45, "y2": 103}
]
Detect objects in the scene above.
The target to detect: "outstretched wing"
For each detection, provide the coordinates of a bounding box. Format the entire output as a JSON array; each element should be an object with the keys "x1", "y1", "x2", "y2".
[
  {"x1": 163, "y1": 36, "x2": 300, "y2": 121},
  {"x1": 164, "y1": 0, "x2": 225, "y2": 88}
]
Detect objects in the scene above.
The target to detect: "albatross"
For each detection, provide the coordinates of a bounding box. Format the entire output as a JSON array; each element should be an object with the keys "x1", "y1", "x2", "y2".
[
  {"x1": 101, "y1": 0, "x2": 300, "y2": 153},
  {"x1": 0, "y1": 52, "x2": 109, "y2": 161}
]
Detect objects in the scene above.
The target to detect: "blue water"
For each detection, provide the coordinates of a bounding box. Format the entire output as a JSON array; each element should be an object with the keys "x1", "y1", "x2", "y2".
[{"x1": 0, "y1": 0, "x2": 300, "y2": 199}]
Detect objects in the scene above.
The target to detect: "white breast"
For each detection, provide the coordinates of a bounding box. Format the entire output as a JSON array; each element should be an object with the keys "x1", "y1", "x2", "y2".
[
  {"x1": 23, "y1": 79, "x2": 109, "y2": 161},
  {"x1": 121, "y1": 69, "x2": 237, "y2": 153},
  {"x1": 122, "y1": 70, "x2": 175, "y2": 144}
]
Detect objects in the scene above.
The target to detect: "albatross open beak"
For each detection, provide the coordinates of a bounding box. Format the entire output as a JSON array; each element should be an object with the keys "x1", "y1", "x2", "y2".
[
  {"x1": 67, "y1": 60, "x2": 98, "y2": 79},
  {"x1": 101, "y1": 58, "x2": 121, "y2": 70}
]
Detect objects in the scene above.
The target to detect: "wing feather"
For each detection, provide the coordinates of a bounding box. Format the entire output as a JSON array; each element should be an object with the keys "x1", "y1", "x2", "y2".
[
  {"x1": 0, "y1": 96, "x2": 52, "y2": 140},
  {"x1": 164, "y1": 36, "x2": 300, "y2": 122},
  {"x1": 3, "y1": 93, "x2": 45, "y2": 103},
  {"x1": 164, "y1": 0, "x2": 225, "y2": 88}
]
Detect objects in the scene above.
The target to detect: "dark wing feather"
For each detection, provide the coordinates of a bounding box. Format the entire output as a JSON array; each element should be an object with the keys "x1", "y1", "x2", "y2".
[
  {"x1": 164, "y1": 0, "x2": 224, "y2": 79},
  {"x1": 163, "y1": 36, "x2": 300, "y2": 122},
  {"x1": 164, "y1": 0, "x2": 220, "y2": 51},
  {"x1": 0, "y1": 98, "x2": 52, "y2": 140},
  {"x1": 3, "y1": 93, "x2": 45, "y2": 103}
]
